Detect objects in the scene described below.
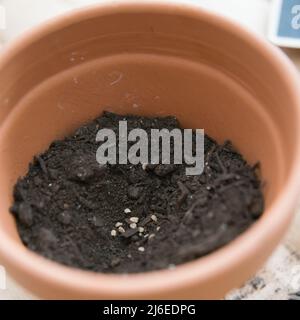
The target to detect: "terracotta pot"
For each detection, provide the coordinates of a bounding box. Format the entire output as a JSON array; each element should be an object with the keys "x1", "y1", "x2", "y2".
[{"x1": 0, "y1": 2, "x2": 300, "y2": 300}]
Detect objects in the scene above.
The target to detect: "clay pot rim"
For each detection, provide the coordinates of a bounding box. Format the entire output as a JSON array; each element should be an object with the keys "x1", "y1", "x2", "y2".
[{"x1": 1, "y1": 1, "x2": 300, "y2": 297}]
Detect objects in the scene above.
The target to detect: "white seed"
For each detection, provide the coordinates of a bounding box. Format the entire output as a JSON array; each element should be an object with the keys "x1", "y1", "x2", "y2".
[
  {"x1": 129, "y1": 223, "x2": 137, "y2": 229},
  {"x1": 111, "y1": 230, "x2": 117, "y2": 237},
  {"x1": 115, "y1": 222, "x2": 123, "y2": 228},
  {"x1": 149, "y1": 234, "x2": 155, "y2": 240},
  {"x1": 129, "y1": 217, "x2": 139, "y2": 223},
  {"x1": 151, "y1": 214, "x2": 158, "y2": 222},
  {"x1": 138, "y1": 227, "x2": 145, "y2": 233},
  {"x1": 118, "y1": 226, "x2": 125, "y2": 233},
  {"x1": 124, "y1": 208, "x2": 131, "y2": 214},
  {"x1": 144, "y1": 234, "x2": 149, "y2": 238},
  {"x1": 138, "y1": 247, "x2": 145, "y2": 252},
  {"x1": 156, "y1": 226, "x2": 161, "y2": 231}
]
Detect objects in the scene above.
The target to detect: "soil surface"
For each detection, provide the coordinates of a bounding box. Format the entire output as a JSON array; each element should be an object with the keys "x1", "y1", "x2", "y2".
[{"x1": 11, "y1": 111, "x2": 264, "y2": 273}]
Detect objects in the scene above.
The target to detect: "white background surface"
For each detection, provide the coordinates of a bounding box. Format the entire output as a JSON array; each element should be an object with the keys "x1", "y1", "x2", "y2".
[{"x1": 0, "y1": 0, "x2": 300, "y2": 300}]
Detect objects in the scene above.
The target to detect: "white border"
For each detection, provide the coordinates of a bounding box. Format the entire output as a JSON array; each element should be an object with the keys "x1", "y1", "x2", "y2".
[
  {"x1": 268, "y1": 0, "x2": 300, "y2": 48},
  {"x1": 0, "y1": 265, "x2": 6, "y2": 290}
]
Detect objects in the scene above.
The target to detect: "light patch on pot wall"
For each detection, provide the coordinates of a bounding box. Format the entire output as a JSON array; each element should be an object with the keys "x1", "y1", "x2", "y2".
[
  {"x1": 0, "y1": 265, "x2": 6, "y2": 290},
  {"x1": 0, "y1": 5, "x2": 5, "y2": 29},
  {"x1": 0, "y1": 0, "x2": 269, "y2": 43}
]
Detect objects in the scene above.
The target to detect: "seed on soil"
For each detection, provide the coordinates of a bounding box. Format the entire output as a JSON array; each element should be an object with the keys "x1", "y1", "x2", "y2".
[
  {"x1": 124, "y1": 208, "x2": 131, "y2": 214},
  {"x1": 115, "y1": 222, "x2": 123, "y2": 228},
  {"x1": 138, "y1": 247, "x2": 145, "y2": 252},
  {"x1": 111, "y1": 230, "x2": 117, "y2": 237},
  {"x1": 156, "y1": 226, "x2": 160, "y2": 231},
  {"x1": 118, "y1": 226, "x2": 125, "y2": 233},
  {"x1": 129, "y1": 217, "x2": 139, "y2": 223},
  {"x1": 149, "y1": 234, "x2": 155, "y2": 240},
  {"x1": 129, "y1": 223, "x2": 137, "y2": 229},
  {"x1": 138, "y1": 227, "x2": 145, "y2": 233},
  {"x1": 151, "y1": 214, "x2": 158, "y2": 222}
]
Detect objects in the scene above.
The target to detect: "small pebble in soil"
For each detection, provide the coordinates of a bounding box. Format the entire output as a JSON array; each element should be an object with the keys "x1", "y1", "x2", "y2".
[
  {"x1": 58, "y1": 211, "x2": 72, "y2": 225},
  {"x1": 10, "y1": 111, "x2": 264, "y2": 274},
  {"x1": 127, "y1": 186, "x2": 141, "y2": 200},
  {"x1": 11, "y1": 203, "x2": 33, "y2": 227}
]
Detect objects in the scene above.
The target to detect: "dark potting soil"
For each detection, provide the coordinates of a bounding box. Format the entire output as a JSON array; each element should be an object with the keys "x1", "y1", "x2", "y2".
[{"x1": 10, "y1": 111, "x2": 264, "y2": 273}]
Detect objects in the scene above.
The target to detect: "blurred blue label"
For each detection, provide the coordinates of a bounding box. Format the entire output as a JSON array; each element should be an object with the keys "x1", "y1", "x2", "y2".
[{"x1": 278, "y1": 0, "x2": 300, "y2": 38}]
